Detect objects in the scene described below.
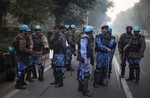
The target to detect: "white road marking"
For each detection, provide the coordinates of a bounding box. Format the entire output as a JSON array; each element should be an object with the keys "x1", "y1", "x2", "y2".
[
  {"x1": 2, "y1": 89, "x2": 20, "y2": 98},
  {"x1": 113, "y1": 56, "x2": 134, "y2": 98},
  {"x1": 2, "y1": 63, "x2": 51, "y2": 98},
  {"x1": 141, "y1": 70, "x2": 150, "y2": 81}
]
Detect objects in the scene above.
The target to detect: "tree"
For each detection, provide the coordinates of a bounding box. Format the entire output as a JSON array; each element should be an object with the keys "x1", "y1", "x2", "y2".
[
  {"x1": 88, "y1": 0, "x2": 113, "y2": 31},
  {"x1": 9, "y1": 0, "x2": 54, "y2": 24},
  {"x1": 51, "y1": 0, "x2": 97, "y2": 24},
  {"x1": 0, "y1": 0, "x2": 9, "y2": 27}
]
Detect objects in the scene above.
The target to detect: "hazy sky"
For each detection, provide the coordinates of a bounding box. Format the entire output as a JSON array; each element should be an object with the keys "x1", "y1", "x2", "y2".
[{"x1": 107, "y1": 0, "x2": 140, "y2": 25}]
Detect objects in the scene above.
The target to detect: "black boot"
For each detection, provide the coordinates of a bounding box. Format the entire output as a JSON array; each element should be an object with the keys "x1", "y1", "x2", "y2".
[
  {"x1": 78, "y1": 80, "x2": 83, "y2": 91},
  {"x1": 82, "y1": 78, "x2": 92, "y2": 97},
  {"x1": 55, "y1": 71, "x2": 63, "y2": 88},
  {"x1": 50, "y1": 69, "x2": 59, "y2": 85},
  {"x1": 121, "y1": 65, "x2": 125, "y2": 78},
  {"x1": 126, "y1": 65, "x2": 134, "y2": 81},
  {"x1": 15, "y1": 71, "x2": 26, "y2": 89},
  {"x1": 32, "y1": 65, "x2": 37, "y2": 79},
  {"x1": 15, "y1": 80, "x2": 26, "y2": 89},
  {"x1": 135, "y1": 66, "x2": 140, "y2": 84},
  {"x1": 20, "y1": 71, "x2": 27, "y2": 86},
  {"x1": 26, "y1": 67, "x2": 34, "y2": 82},
  {"x1": 38, "y1": 66, "x2": 44, "y2": 81},
  {"x1": 98, "y1": 69, "x2": 107, "y2": 86},
  {"x1": 93, "y1": 70, "x2": 100, "y2": 88}
]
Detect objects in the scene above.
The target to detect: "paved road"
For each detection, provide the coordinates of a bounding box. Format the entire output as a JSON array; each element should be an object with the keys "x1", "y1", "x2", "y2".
[{"x1": 0, "y1": 40, "x2": 150, "y2": 98}]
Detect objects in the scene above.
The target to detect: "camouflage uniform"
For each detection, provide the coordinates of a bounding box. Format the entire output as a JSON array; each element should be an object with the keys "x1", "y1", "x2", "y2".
[
  {"x1": 32, "y1": 33, "x2": 49, "y2": 81},
  {"x1": 94, "y1": 33, "x2": 113, "y2": 86},
  {"x1": 14, "y1": 33, "x2": 33, "y2": 89},
  {"x1": 118, "y1": 33, "x2": 133, "y2": 77},
  {"x1": 127, "y1": 34, "x2": 146, "y2": 83}
]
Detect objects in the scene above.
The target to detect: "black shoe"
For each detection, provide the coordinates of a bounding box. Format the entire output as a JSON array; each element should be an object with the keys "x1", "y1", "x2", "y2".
[
  {"x1": 32, "y1": 76, "x2": 37, "y2": 79},
  {"x1": 78, "y1": 88, "x2": 83, "y2": 91},
  {"x1": 135, "y1": 80, "x2": 139, "y2": 84},
  {"x1": 27, "y1": 78, "x2": 34, "y2": 82},
  {"x1": 50, "y1": 82, "x2": 58, "y2": 85},
  {"x1": 93, "y1": 83, "x2": 99, "y2": 88},
  {"x1": 21, "y1": 82, "x2": 27, "y2": 86},
  {"x1": 55, "y1": 83, "x2": 63, "y2": 88},
  {"x1": 15, "y1": 84, "x2": 26, "y2": 90},
  {"x1": 99, "y1": 82, "x2": 107, "y2": 86},
  {"x1": 126, "y1": 78, "x2": 134, "y2": 81},
  {"x1": 120, "y1": 75, "x2": 124, "y2": 78},
  {"x1": 67, "y1": 68, "x2": 75, "y2": 71},
  {"x1": 38, "y1": 78, "x2": 44, "y2": 81},
  {"x1": 83, "y1": 91, "x2": 92, "y2": 97}
]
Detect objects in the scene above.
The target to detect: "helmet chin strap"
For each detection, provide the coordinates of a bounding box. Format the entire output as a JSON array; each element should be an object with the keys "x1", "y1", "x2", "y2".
[{"x1": 127, "y1": 31, "x2": 132, "y2": 34}]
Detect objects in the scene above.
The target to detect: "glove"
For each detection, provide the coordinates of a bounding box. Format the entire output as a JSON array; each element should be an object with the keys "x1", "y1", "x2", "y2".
[{"x1": 45, "y1": 47, "x2": 49, "y2": 54}]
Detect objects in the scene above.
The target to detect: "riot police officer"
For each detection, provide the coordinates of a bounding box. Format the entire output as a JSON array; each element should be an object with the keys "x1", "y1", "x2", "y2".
[
  {"x1": 14, "y1": 24, "x2": 33, "y2": 89},
  {"x1": 32, "y1": 25, "x2": 49, "y2": 81},
  {"x1": 126, "y1": 27, "x2": 146, "y2": 84},
  {"x1": 94, "y1": 25, "x2": 113, "y2": 87},
  {"x1": 118, "y1": 26, "x2": 133, "y2": 78},
  {"x1": 108, "y1": 27, "x2": 117, "y2": 78},
  {"x1": 65, "y1": 24, "x2": 76, "y2": 71},
  {"x1": 51, "y1": 25, "x2": 67, "y2": 87},
  {"x1": 77, "y1": 25, "x2": 93, "y2": 97}
]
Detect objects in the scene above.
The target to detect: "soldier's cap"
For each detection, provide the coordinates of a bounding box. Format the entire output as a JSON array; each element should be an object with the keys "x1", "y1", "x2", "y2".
[
  {"x1": 58, "y1": 25, "x2": 66, "y2": 30},
  {"x1": 101, "y1": 25, "x2": 109, "y2": 29}
]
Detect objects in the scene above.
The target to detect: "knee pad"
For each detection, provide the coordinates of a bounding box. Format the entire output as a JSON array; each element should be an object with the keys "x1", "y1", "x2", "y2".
[
  {"x1": 41, "y1": 66, "x2": 44, "y2": 69},
  {"x1": 84, "y1": 72, "x2": 90, "y2": 79},
  {"x1": 135, "y1": 64, "x2": 140, "y2": 69},
  {"x1": 129, "y1": 64, "x2": 134, "y2": 69},
  {"x1": 94, "y1": 70, "x2": 100, "y2": 75}
]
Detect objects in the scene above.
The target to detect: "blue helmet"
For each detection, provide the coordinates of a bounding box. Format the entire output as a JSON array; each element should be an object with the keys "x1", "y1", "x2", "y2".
[
  {"x1": 84, "y1": 26, "x2": 94, "y2": 33},
  {"x1": 34, "y1": 25, "x2": 41, "y2": 30},
  {"x1": 27, "y1": 28, "x2": 31, "y2": 32},
  {"x1": 126, "y1": 26, "x2": 133, "y2": 30},
  {"x1": 19, "y1": 24, "x2": 29, "y2": 31},
  {"x1": 83, "y1": 25, "x2": 87, "y2": 32},
  {"x1": 65, "y1": 25, "x2": 70, "y2": 29},
  {"x1": 70, "y1": 24, "x2": 76, "y2": 29},
  {"x1": 108, "y1": 27, "x2": 112, "y2": 34},
  {"x1": 7, "y1": 47, "x2": 13, "y2": 53},
  {"x1": 133, "y1": 26, "x2": 140, "y2": 32}
]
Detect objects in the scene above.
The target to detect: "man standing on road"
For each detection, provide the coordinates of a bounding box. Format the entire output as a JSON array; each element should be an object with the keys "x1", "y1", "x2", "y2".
[
  {"x1": 77, "y1": 26, "x2": 93, "y2": 97},
  {"x1": 126, "y1": 27, "x2": 146, "y2": 84},
  {"x1": 94, "y1": 25, "x2": 112, "y2": 87},
  {"x1": 118, "y1": 26, "x2": 133, "y2": 78},
  {"x1": 50, "y1": 25, "x2": 67, "y2": 87},
  {"x1": 108, "y1": 27, "x2": 117, "y2": 78},
  {"x1": 31, "y1": 25, "x2": 49, "y2": 81},
  {"x1": 13, "y1": 24, "x2": 33, "y2": 89},
  {"x1": 65, "y1": 24, "x2": 76, "y2": 71}
]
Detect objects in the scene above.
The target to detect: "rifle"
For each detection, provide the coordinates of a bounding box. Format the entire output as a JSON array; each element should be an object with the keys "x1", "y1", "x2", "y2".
[{"x1": 123, "y1": 36, "x2": 133, "y2": 52}]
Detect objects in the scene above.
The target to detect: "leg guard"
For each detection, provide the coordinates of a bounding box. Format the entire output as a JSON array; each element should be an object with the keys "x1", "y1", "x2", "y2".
[
  {"x1": 82, "y1": 72, "x2": 92, "y2": 97},
  {"x1": 126, "y1": 65, "x2": 134, "y2": 81},
  {"x1": 135, "y1": 64, "x2": 140, "y2": 83},
  {"x1": 121, "y1": 63, "x2": 126, "y2": 78},
  {"x1": 26, "y1": 66, "x2": 34, "y2": 82},
  {"x1": 99, "y1": 69, "x2": 107, "y2": 86},
  {"x1": 15, "y1": 70, "x2": 26, "y2": 89},
  {"x1": 55, "y1": 69, "x2": 63, "y2": 87},
  {"x1": 20, "y1": 70, "x2": 27, "y2": 86},
  {"x1": 38, "y1": 66, "x2": 44, "y2": 81},
  {"x1": 83, "y1": 72, "x2": 90, "y2": 93},
  {"x1": 93, "y1": 70, "x2": 100, "y2": 88},
  {"x1": 78, "y1": 80, "x2": 83, "y2": 91},
  {"x1": 31, "y1": 65, "x2": 37, "y2": 79}
]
